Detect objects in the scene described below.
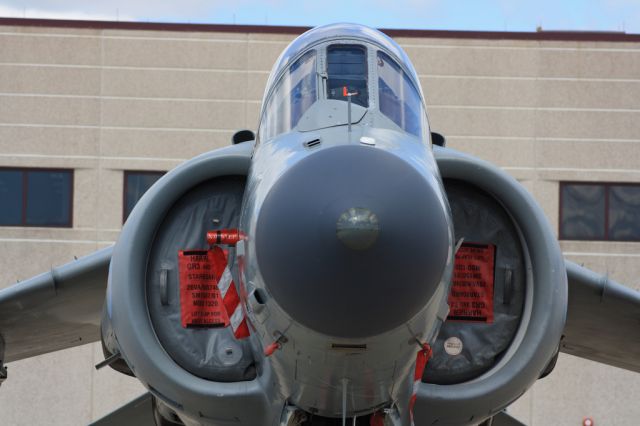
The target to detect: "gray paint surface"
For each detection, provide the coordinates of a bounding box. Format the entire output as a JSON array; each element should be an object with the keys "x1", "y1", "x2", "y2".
[
  {"x1": 562, "y1": 260, "x2": 640, "y2": 372},
  {"x1": 108, "y1": 142, "x2": 286, "y2": 425},
  {"x1": 90, "y1": 393, "x2": 155, "y2": 426},
  {"x1": 256, "y1": 145, "x2": 450, "y2": 338},
  {"x1": 413, "y1": 146, "x2": 567, "y2": 426},
  {"x1": 0, "y1": 246, "x2": 111, "y2": 362},
  {"x1": 425, "y1": 180, "x2": 527, "y2": 385},
  {"x1": 146, "y1": 176, "x2": 254, "y2": 381}
]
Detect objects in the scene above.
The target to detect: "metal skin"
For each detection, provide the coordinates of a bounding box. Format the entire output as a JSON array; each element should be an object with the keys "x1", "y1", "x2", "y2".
[
  {"x1": 238, "y1": 24, "x2": 454, "y2": 419},
  {"x1": 242, "y1": 132, "x2": 454, "y2": 419},
  {"x1": 104, "y1": 24, "x2": 565, "y2": 426},
  {"x1": 414, "y1": 147, "x2": 567, "y2": 425}
]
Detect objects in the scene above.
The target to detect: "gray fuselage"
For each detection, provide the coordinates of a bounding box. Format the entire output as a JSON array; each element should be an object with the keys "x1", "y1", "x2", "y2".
[{"x1": 237, "y1": 24, "x2": 455, "y2": 418}]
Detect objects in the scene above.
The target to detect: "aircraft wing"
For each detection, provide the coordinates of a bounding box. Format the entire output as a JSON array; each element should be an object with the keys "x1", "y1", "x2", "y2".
[
  {"x1": 561, "y1": 260, "x2": 640, "y2": 373},
  {"x1": 90, "y1": 393, "x2": 155, "y2": 426},
  {"x1": 0, "y1": 247, "x2": 111, "y2": 363}
]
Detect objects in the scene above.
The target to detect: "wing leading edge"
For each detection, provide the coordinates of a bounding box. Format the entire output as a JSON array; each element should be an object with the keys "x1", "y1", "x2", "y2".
[
  {"x1": 561, "y1": 260, "x2": 640, "y2": 372},
  {"x1": 0, "y1": 246, "x2": 111, "y2": 363},
  {"x1": 90, "y1": 393, "x2": 155, "y2": 426}
]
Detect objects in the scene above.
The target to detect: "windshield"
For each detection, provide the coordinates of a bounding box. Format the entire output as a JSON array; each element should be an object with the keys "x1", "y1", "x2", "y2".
[
  {"x1": 261, "y1": 50, "x2": 318, "y2": 141},
  {"x1": 326, "y1": 44, "x2": 369, "y2": 108},
  {"x1": 377, "y1": 51, "x2": 426, "y2": 138}
]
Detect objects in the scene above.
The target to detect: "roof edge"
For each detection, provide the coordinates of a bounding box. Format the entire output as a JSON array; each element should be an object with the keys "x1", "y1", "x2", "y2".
[{"x1": 1, "y1": 17, "x2": 639, "y2": 42}]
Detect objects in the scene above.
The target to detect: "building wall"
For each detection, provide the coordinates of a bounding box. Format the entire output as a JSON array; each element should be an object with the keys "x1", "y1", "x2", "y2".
[{"x1": 0, "y1": 21, "x2": 638, "y2": 425}]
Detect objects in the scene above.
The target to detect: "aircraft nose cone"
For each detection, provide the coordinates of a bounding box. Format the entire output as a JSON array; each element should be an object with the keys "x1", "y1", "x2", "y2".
[
  {"x1": 255, "y1": 145, "x2": 451, "y2": 338},
  {"x1": 336, "y1": 207, "x2": 380, "y2": 250}
]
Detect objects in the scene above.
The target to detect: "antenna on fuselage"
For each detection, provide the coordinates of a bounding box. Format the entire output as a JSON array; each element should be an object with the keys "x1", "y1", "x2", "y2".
[{"x1": 343, "y1": 86, "x2": 358, "y2": 132}]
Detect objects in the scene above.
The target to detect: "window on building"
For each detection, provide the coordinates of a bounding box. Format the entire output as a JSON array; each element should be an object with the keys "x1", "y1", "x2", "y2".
[
  {"x1": 560, "y1": 182, "x2": 640, "y2": 241},
  {"x1": 123, "y1": 171, "x2": 164, "y2": 222},
  {"x1": 0, "y1": 168, "x2": 73, "y2": 227}
]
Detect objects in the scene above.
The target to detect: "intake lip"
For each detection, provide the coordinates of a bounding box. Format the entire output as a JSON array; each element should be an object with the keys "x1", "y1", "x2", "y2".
[{"x1": 255, "y1": 145, "x2": 451, "y2": 338}]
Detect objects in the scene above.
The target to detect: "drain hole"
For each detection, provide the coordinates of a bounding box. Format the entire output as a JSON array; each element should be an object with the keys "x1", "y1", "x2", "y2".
[{"x1": 253, "y1": 288, "x2": 267, "y2": 305}]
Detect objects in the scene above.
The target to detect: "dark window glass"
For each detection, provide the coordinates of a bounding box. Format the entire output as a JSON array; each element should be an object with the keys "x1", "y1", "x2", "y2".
[
  {"x1": 609, "y1": 185, "x2": 640, "y2": 240},
  {"x1": 26, "y1": 171, "x2": 72, "y2": 226},
  {"x1": 124, "y1": 171, "x2": 164, "y2": 222},
  {"x1": 0, "y1": 168, "x2": 72, "y2": 227},
  {"x1": 561, "y1": 184, "x2": 606, "y2": 239},
  {"x1": 0, "y1": 170, "x2": 23, "y2": 225},
  {"x1": 560, "y1": 182, "x2": 640, "y2": 241},
  {"x1": 326, "y1": 45, "x2": 368, "y2": 107}
]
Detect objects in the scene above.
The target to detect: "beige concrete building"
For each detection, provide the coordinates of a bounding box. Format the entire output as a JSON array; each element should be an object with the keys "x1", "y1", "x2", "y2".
[{"x1": 0, "y1": 17, "x2": 639, "y2": 425}]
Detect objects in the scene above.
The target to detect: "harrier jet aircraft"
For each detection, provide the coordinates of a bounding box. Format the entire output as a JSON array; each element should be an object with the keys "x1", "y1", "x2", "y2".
[{"x1": 0, "y1": 23, "x2": 639, "y2": 426}]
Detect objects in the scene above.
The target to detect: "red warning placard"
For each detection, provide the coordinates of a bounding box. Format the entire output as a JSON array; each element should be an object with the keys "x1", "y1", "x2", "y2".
[
  {"x1": 178, "y1": 250, "x2": 229, "y2": 328},
  {"x1": 447, "y1": 243, "x2": 495, "y2": 323}
]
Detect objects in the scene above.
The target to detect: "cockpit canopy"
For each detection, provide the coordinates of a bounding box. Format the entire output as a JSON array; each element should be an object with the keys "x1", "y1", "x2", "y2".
[
  {"x1": 326, "y1": 44, "x2": 369, "y2": 108},
  {"x1": 258, "y1": 24, "x2": 429, "y2": 143}
]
